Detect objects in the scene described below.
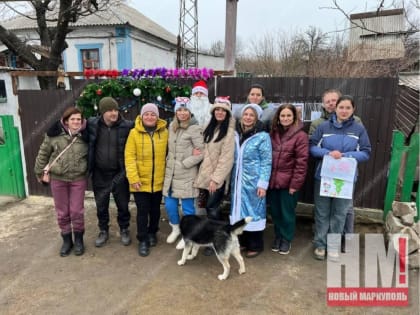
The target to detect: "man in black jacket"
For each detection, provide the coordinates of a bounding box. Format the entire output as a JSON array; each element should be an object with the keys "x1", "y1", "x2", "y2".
[{"x1": 87, "y1": 97, "x2": 134, "y2": 247}]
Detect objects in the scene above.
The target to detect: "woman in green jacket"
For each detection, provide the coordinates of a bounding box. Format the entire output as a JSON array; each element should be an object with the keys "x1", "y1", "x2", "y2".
[{"x1": 34, "y1": 107, "x2": 88, "y2": 257}]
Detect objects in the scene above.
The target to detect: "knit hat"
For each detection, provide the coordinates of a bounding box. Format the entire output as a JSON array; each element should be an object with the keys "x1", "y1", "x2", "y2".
[
  {"x1": 211, "y1": 96, "x2": 232, "y2": 114},
  {"x1": 174, "y1": 97, "x2": 192, "y2": 112},
  {"x1": 141, "y1": 103, "x2": 159, "y2": 118},
  {"x1": 241, "y1": 103, "x2": 263, "y2": 120},
  {"x1": 191, "y1": 80, "x2": 208, "y2": 96},
  {"x1": 99, "y1": 97, "x2": 119, "y2": 114}
]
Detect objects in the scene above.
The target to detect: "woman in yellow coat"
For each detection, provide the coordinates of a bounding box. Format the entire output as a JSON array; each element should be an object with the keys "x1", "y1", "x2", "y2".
[{"x1": 125, "y1": 103, "x2": 168, "y2": 257}]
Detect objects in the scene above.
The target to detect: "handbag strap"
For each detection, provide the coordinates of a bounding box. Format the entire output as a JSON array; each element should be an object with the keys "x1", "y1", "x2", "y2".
[{"x1": 44, "y1": 136, "x2": 78, "y2": 172}]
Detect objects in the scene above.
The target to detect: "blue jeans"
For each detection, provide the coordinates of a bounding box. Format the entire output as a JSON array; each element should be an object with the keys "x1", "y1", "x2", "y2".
[
  {"x1": 313, "y1": 180, "x2": 352, "y2": 252},
  {"x1": 343, "y1": 205, "x2": 354, "y2": 234},
  {"x1": 164, "y1": 195, "x2": 195, "y2": 224}
]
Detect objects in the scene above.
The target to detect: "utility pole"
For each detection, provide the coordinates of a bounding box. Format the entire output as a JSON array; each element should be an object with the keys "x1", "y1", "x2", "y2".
[
  {"x1": 224, "y1": 0, "x2": 238, "y2": 72},
  {"x1": 178, "y1": 0, "x2": 198, "y2": 68}
]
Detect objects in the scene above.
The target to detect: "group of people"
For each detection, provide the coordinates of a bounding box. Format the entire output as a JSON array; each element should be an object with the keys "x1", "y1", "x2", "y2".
[{"x1": 34, "y1": 81, "x2": 371, "y2": 262}]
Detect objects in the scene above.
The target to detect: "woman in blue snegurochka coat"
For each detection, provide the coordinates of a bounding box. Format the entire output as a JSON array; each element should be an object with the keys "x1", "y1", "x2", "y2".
[
  {"x1": 310, "y1": 95, "x2": 371, "y2": 261},
  {"x1": 230, "y1": 103, "x2": 272, "y2": 259}
]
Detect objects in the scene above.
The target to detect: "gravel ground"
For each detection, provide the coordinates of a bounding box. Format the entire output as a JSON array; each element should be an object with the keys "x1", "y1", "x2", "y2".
[{"x1": 0, "y1": 195, "x2": 418, "y2": 315}]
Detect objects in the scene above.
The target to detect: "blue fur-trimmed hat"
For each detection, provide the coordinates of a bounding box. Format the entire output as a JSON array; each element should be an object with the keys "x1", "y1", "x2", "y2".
[{"x1": 241, "y1": 103, "x2": 263, "y2": 120}]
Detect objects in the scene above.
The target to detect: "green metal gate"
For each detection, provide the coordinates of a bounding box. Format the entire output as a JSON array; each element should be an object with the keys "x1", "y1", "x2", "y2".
[
  {"x1": 0, "y1": 115, "x2": 25, "y2": 198},
  {"x1": 384, "y1": 130, "x2": 419, "y2": 221}
]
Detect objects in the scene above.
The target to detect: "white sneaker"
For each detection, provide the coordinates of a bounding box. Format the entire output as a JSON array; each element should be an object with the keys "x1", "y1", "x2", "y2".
[
  {"x1": 314, "y1": 248, "x2": 326, "y2": 260},
  {"x1": 176, "y1": 238, "x2": 185, "y2": 250},
  {"x1": 328, "y1": 251, "x2": 340, "y2": 262},
  {"x1": 166, "y1": 223, "x2": 180, "y2": 244}
]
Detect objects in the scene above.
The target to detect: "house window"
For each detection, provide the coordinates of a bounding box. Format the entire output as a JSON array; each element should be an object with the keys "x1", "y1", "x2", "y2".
[
  {"x1": 76, "y1": 44, "x2": 103, "y2": 71},
  {"x1": 81, "y1": 49, "x2": 100, "y2": 70},
  {"x1": 0, "y1": 80, "x2": 6, "y2": 103}
]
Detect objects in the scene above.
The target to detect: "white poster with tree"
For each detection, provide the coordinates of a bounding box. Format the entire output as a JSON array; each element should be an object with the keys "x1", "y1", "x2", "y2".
[{"x1": 320, "y1": 155, "x2": 357, "y2": 199}]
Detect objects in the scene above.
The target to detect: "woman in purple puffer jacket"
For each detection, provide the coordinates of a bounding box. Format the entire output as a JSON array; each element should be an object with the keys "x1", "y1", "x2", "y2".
[{"x1": 268, "y1": 104, "x2": 309, "y2": 255}]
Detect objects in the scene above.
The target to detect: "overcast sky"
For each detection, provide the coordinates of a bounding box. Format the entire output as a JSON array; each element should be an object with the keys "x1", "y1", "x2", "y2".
[{"x1": 129, "y1": 0, "x2": 417, "y2": 48}]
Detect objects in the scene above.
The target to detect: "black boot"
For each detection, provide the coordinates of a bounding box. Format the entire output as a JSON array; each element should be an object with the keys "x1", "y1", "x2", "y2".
[
  {"x1": 73, "y1": 231, "x2": 85, "y2": 256},
  {"x1": 60, "y1": 233, "x2": 73, "y2": 257},
  {"x1": 138, "y1": 240, "x2": 150, "y2": 257},
  {"x1": 148, "y1": 233, "x2": 157, "y2": 247}
]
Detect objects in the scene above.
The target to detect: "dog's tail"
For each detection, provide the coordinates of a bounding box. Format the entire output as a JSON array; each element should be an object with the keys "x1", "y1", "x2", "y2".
[{"x1": 227, "y1": 217, "x2": 253, "y2": 236}]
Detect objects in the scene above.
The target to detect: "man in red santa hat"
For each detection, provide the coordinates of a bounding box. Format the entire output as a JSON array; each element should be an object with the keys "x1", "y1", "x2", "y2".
[{"x1": 190, "y1": 80, "x2": 212, "y2": 126}]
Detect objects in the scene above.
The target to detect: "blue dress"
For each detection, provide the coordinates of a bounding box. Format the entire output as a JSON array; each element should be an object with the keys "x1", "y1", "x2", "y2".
[{"x1": 230, "y1": 127, "x2": 272, "y2": 231}]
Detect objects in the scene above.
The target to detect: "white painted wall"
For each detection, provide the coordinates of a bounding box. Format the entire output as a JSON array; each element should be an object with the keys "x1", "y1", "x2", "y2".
[
  {"x1": 0, "y1": 72, "x2": 19, "y2": 118},
  {"x1": 197, "y1": 54, "x2": 224, "y2": 70},
  {"x1": 131, "y1": 40, "x2": 176, "y2": 69},
  {"x1": 0, "y1": 71, "x2": 29, "y2": 195},
  {"x1": 65, "y1": 27, "x2": 115, "y2": 71}
]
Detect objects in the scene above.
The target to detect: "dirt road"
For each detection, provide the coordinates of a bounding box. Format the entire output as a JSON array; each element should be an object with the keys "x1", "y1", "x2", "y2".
[{"x1": 0, "y1": 196, "x2": 418, "y2": 315}]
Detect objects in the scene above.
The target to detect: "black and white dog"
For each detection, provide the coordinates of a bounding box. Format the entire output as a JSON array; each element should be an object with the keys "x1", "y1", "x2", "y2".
[{"x1": 177, "y1": 215, "x2": 252, "y2": 280}]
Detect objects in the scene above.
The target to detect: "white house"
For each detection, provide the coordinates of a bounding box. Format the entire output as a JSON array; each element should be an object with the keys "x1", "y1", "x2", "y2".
[
  {"x1": 0, "y1": 3, "x2": 224, "y2": 72},
  {"x1": 348, "y1": 9, "x2": 406, "y2": 62}
]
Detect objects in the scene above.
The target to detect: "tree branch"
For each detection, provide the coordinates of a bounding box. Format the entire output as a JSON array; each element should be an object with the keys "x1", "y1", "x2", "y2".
[
  {"x1": 322, "y1": 0, "x2": 419, "y2": 34},
  {"x1": 0, "y1": 25, "x2": 40, "y2": 68}
]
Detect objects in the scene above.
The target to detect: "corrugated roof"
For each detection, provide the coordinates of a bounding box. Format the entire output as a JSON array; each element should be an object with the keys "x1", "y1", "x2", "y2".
[
  {"x1": 350, "y1": 8, "x2": 404, "y2": 20},
  {"x1": 399, "y1": 73, "x2": 420, "y2": 91},
  {"x1": 0, "y1": 3, "x2": 177, "y2": 44}
]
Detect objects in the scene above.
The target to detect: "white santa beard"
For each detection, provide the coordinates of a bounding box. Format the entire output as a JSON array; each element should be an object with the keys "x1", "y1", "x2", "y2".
[{"x1": 190, "y1": 96, "x2": 212, "y2": 126}]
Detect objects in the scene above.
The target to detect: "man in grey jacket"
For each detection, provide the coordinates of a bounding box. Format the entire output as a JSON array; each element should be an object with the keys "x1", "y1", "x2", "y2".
[{"x1": 309, "y1": 89, "x2": 362, "y2": 135}]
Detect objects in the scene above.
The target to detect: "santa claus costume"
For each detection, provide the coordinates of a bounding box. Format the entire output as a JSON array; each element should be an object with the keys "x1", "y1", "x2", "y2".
[{"x1": 190, "y1": 80, "x2": 212, "y2": 126}]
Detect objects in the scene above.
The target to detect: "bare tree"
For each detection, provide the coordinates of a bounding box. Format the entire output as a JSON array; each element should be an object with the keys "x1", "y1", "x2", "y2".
[
  {"x1": 247, "y1": 31, "x2": 281, "y2": 76},
  {"x1": 237, "y1": 27, "x2": 330, "y2": 77},
  {"x1": 294, "y1": 26, "x2": 328, "y2": 76},
  {"x1": 276, "y1": 30, "x2": 307, "y2": 76},
  {"x1": 207, "y1": 40, "x2": 224, "y2": 56},
  {"x1": 0, "y1": 0, "x2": 113, "y2": 89},
  {"x1": 236, "y1": 1, "x2": 419, "y2": 78}
]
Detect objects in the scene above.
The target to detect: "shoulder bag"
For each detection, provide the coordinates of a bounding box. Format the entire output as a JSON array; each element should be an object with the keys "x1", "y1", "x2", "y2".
[{"x1": 41, "y1": 136, "x2": 78, "y2": 184}]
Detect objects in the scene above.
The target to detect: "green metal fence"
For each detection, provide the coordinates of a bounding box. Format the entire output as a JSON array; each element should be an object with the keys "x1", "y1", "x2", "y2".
[
  {"x1": 384, "y1": 130, "x2": 419, "y2": 221},
  {"x1": 0, "y1": 115, "x2": 25, "y2": 198}
]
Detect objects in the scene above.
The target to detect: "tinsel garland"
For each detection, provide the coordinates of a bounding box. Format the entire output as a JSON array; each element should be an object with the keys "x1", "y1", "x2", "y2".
[{"x1": 76, "y1": 77, "x2": 193, "y2": 118}]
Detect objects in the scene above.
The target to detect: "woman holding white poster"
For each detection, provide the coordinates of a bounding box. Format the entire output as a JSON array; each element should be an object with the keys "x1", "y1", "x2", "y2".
[{"x1": 309, "y1": 95, "x2": 371, "y2": 261}]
